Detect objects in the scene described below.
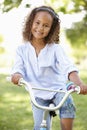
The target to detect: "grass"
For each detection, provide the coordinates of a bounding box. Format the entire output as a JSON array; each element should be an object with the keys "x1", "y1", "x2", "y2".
[
  {"x1": 0, "y1": 72, "x2": 87, "y2": 130},
  {"x1": 0, "y1": 74, "x2": 33, "y2": 130}
]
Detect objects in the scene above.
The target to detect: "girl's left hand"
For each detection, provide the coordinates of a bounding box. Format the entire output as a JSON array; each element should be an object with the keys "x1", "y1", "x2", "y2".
[{"x1": 79, "y1": 84, "x2": 87, "y2": 95}]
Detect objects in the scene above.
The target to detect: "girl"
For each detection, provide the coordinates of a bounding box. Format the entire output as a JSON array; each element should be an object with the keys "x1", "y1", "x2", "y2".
[{"x1": 11, "y1": 6, "x2": 87, "y2": 130}]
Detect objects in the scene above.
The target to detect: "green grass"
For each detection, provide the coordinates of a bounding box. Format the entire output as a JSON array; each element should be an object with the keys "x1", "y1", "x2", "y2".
[
  {"x1": 0, "y1": 74, "x2": 33, "y2": 130},
  {"x1": 0, "y1": 72, "x2": 87, "y2": 130}
]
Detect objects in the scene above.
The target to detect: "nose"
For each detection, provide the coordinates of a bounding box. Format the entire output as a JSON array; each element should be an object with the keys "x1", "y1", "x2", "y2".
[{"x1": 38, "y1": 24, "x2": 44, "y2": 31}]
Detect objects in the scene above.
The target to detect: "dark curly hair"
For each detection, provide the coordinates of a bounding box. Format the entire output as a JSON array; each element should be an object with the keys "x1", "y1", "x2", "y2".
[{"x1": 22, "y1": 6, "x2": 60, "y2": 44}]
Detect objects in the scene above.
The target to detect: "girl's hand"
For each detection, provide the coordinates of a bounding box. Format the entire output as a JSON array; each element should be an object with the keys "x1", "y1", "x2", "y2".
[
  {"x1": 79, "y1": 84, "x2": 87, "y2": 95},
  {"x1": 11, "y1": 73, "x2": 23, "y2": 85}
]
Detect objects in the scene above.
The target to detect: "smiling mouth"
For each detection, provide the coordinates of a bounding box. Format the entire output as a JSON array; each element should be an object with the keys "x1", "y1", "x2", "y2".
[{"x1": 35, "y1": 30, "x2": 43, "y2": 35}]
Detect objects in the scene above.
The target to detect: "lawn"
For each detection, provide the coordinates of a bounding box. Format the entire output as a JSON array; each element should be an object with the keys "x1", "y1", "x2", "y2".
[{"x1": 0, "y1": 72, "x2": 87, "y2": 130}]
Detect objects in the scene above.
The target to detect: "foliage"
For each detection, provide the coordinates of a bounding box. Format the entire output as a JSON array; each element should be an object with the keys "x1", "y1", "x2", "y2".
[
  {"x1": 72, "y1": 0, "x2": 87, "y2": 13},
  {"x1": 66, "y1": 19, "x2": 87, "y2": 47},
  {"x1": 1, "y1": 0, "x2": 87, "y2": 14},
  {"x1": 65, "y1": 0, "x2": 87, "y2": 50},
  {"x1": 45, "y1": 0, "x2": 87, "y2": 13},
  {"x1": 65, "y1": 12, "x2": 87, "y2": 64},
  {"x1": 44, "y1": 0, "x2": 71, "y2": 13},
  {"x1": 0, "y1": 0, "x2": 30, "y2": 12}
]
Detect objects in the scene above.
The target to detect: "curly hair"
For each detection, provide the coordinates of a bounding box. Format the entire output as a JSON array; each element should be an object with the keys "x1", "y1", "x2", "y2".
[{"x1": 22, "y1": 6, "x2": 60, "y2": 44}]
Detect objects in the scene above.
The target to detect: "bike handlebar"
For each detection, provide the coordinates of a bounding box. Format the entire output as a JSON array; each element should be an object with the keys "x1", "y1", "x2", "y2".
[{"x1": 7, "y1": 77, "x2": 80, "y2": 111}]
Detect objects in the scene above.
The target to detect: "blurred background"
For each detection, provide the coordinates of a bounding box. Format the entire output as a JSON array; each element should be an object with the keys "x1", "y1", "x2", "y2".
[
  {"x1": 0, "y1": 0, "x2": 87, "y2": 74},
  {"x1": 0, "y1": 0, "x2": 87, "y2": 130}
]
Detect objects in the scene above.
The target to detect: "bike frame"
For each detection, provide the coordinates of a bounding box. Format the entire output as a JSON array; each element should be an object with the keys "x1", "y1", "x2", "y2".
[{"x1": 7, "y1": 77, "x2": 80, "y2": 130}]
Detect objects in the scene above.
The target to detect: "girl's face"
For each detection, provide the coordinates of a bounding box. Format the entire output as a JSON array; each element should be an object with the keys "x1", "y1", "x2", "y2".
[{"x1": 31, "y1": 11, "x2": 53, "y2": 41}]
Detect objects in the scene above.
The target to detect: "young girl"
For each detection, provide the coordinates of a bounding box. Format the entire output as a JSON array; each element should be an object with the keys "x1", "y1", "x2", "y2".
[{"x1": 11, "y1": 6, "x2": 87, "y2": 130}]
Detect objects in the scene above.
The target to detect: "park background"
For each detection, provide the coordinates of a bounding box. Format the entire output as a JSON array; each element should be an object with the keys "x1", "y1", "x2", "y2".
[{"x1": 0, "y1": 0, "x2": 87, "y2": 130}]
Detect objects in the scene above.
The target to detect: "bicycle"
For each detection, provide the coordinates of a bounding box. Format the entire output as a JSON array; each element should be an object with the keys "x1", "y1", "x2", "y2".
[{"x1": 7, "y1": 77, "x2": 80, "y2": 130}]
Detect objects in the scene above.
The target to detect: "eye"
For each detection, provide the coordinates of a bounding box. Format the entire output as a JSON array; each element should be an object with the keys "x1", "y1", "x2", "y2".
[
  {"x1": 44, "y1": 24, "x2": 49, "y2": 27},
  {"x1": 44, "y1": 24, "x2": 51, "y2": 28},
  {"x1": 35, "y1": 21, "x2": 40, "y2": 25}
]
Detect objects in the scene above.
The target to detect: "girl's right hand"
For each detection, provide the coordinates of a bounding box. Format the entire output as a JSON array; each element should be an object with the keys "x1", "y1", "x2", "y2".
[{"x1": 11, "y1": 73, "x2": 23, "y2": 85}]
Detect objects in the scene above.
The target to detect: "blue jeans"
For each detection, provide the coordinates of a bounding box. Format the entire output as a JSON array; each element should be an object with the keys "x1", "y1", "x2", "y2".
[{"x1": 32, "y1": 93, "x2": 76, "y2": 130}]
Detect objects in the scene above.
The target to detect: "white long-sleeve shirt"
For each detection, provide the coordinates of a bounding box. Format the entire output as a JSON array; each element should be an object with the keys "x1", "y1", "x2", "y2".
[{"x1": 11, "y1": 42, "x2": 78, "y2": 99}]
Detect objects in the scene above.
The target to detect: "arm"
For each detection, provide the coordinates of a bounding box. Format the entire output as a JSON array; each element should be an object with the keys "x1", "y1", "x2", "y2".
[
  {"x1": 11, "y1": 46, "x2": 26, "y2": 85},
  {"x1": 69, "y1": 71, "x2": 87, "y2": 95}
]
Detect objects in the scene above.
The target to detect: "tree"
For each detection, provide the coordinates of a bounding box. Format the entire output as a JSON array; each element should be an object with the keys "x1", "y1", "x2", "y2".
[
  {"x1": 0, "y1": 0, "x2": 30, "y2": 12},
  {"x1": 65, "y1": 0, "x2": 87, "y2": 46}
]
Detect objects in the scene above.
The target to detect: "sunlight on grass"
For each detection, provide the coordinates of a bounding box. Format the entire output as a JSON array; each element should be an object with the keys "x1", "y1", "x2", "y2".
[{"x1": 3, "y1": 93, "x2": 29, "y2": 102}]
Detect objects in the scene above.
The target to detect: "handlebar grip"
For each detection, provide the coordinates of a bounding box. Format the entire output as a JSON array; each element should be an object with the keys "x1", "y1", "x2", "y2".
[
  {"x1": 75, "y1": 86, "x2": 80, "y2": 94},
  {"x1": 18, "y1": 78, "x2": 24, "y2": 86}
]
